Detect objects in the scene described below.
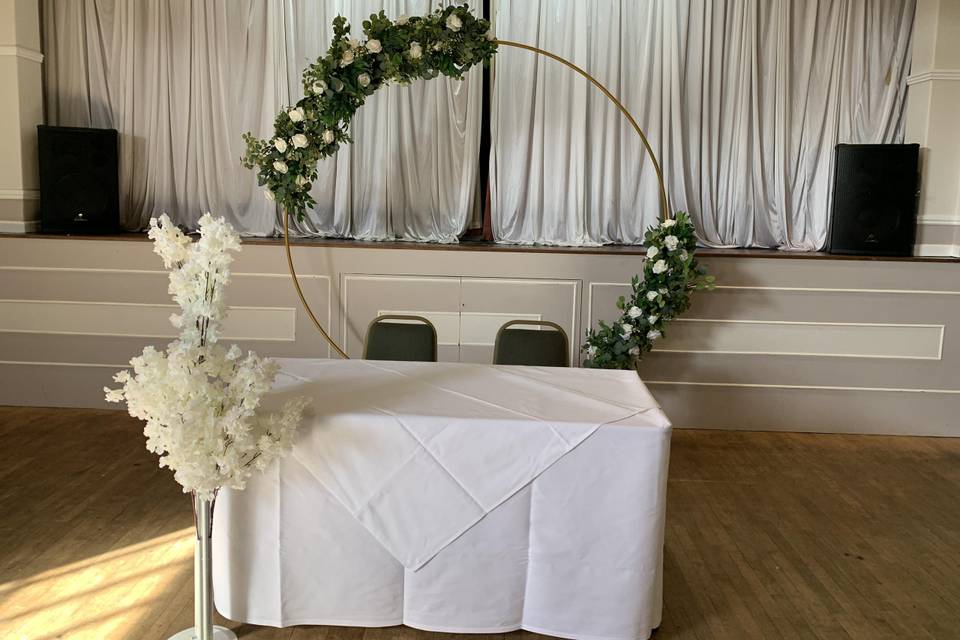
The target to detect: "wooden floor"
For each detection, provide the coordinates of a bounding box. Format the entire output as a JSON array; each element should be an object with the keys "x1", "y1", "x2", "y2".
[{"x1": 1, "y1": 407, "x2": 958, "y2": 640}]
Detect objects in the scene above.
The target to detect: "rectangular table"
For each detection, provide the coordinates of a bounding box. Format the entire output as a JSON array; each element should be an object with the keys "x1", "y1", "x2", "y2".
[{"x1": 213, "y1": 358, "x2": 671, "y2": 640}]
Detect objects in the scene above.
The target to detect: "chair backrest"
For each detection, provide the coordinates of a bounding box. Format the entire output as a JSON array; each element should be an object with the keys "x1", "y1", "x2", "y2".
[
  {"x1": 363, "y1": 315, "x2": 438, "y2": 362},
  {"x1": 493, "y1": 320, "x2": 569, "y2": 367}
]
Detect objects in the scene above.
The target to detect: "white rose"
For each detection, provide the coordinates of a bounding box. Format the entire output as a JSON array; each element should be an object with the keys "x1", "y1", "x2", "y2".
[
  {"x1": 358, "y1": 73, "x2": 371, "y2": 88},
  {"x1": 664, "y1": 235, "x2": 679, "y2": 251},
  {"x1": 485, "y1": 29, "x2": 495, "y2": 41},
  {"x1": 341, "y1": 49, "x2": 355, "y2": 66},
  {"x1": 648, "y1": 315, "x2": 658, "y2": 325},
  {"x1": 646, "y1": 246, "x2": 658, "y2": 259},
  {"x1": 646, "y1": 291, "x2": 659, "y2": 301},
  {"x1": 273, "y1": 160, "x2": 288, "y2": 174},
  {"x1": 295, "y1": 175, "x2": 309, "y2": 188},
  {"x1": 647, "y1": 329, "x2": 662, "y2": 340},
  {"x1": 273, "y1": 138, "x2": 288, "y2": 153},
  {"x1": 263, "y1": 189, "x2": 275, "y2": 202},
  {"x1": 347, "y1": 37, "x2": 361, "y2": 50},
  {"x1": 322, "y1": 129, "x2": 335, "y2": 145},
  {"x1": 395, "y1": 14, "x2": 409, "y2": 25},
  {"x1": 627, "y1": 306, "x2": 642, "y2": 319},
  {"x1": 661, "y1": 218, "x2": 677, "y2": 228},
  {"x1": 446, "y1": 13, "x2": 462, "y2": 31},
  {"x1": 366, "y1": 39, "x2": 382, "y2": 54},
  {"x1": 291, "y1": 133, "x2": 308, "y2": 149},
  {"x1": 628, "y1": 346, "x2": 640, "y2": 356},
  {"x1": 287, "y1": 107, "x2": 304, "y2": 123},
  {"x1": 652, "y1": 259, "x2": 668, "y2": 274},
  {"x1": 311, "y1": 80, "x2": 327, "y2": 94},
  {"x1": 409, "y1": 41, "x2": 423, "y2": 59},
  {"x1": 621, "y1": 323, "x2": 633, "y2": 336}
]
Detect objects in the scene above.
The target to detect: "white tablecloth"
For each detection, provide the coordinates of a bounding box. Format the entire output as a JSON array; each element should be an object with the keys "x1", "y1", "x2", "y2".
[{"x1": 213, "y1": 359, "x2": 672, "y2": 640}]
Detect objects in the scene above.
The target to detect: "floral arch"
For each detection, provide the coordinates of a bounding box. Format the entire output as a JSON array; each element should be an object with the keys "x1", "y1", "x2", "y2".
[{"x1": 242, "y1": 4, "x2": 712, "y2": 369}]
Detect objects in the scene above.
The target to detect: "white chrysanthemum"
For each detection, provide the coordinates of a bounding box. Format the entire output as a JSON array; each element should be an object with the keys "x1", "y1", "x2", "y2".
[
  {"x1": 366, "y1": 39, "x2": 382, "y2": 53},
  {"x1": 291, "y1": 133, "x2": 308, "y2": 149},
  {"x1": 409, "y1": 41, "x2": 423, "y2": 59},
  {"x1": 105, "y1": 215, "x2": 308, "y2": 499},
  {"x1": 652, "y1": 259, "x2": 668, "y2": 274},
  {"x1": 628, "y1": 306, "x2": 642, "y2": 319},
  {"x1": 664, "y1": 235, "x2": 679, "y2": 251},
  {"x1": 446, "y1": 13, "x2": 462, "y2": 31},
  {"x1": 646, "y1": 246, "x2": 658, "y2": 259}
]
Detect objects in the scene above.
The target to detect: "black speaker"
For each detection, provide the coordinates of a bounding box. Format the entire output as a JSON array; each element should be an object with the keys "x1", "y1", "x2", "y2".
[
  {"x1": 37, "y1": 125, "x2": 120, "y2": 234},
  {"x1": 828, "y1": 143, "x2": 919, "y2": 256}
]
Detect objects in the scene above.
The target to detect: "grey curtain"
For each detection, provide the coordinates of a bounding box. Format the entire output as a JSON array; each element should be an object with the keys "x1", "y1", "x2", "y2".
[
  {"x1": 42, "y1": 0, "x2": 482, "y2": 240},
  {"x1": 490, "y1": 0, "x2": 916, "y2": 249}
]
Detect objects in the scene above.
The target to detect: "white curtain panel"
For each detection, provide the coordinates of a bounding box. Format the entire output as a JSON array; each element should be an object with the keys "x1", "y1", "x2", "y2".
[
  {"x1": 491, "y1": 0, "x2": 916, "y2": 249},
  {"x1": 42, "y1": 0, "x2": 481, "y2": 240}
]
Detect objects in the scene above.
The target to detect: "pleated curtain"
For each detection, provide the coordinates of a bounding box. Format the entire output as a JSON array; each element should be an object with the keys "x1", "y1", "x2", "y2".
[
  {"x1": 490, "y1": 0, "x2": 916, "y2": 249},
  {"x1": 41, "y1": 0, "x2": 482, "y2": 241}
]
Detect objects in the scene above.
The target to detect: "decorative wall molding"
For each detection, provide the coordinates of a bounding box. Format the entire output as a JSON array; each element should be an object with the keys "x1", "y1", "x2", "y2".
[
  {"x1": 0, "y1": 219, "x2": 40, "y2": 233},
  {"x1": 656, "y1": 318, "x2": 944, "y2": 360},
  {"x1": 0, "y1": 45, "x2": 44, "y2": 64},
  {"x1": 916, "y1": 216, "x2": 960, "y2": 226},
  {"x1": 0, "y1": 189, "x2": 41, "y2": 200},
  {"x1": 906, "y1": 69, "x2": 960, "y2": 86},
  {"x1": 0, "y1": 299, "x2": 297, "y2": 342},
  {"x1": 914, "y1": 243, "x2": 960, "y2": 258}
]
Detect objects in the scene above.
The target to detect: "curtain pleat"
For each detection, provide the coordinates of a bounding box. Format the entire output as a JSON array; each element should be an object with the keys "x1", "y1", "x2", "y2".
[
  {"x1": 42, "y1": 0, "x2": 481, "y2": 241},
  {"x1": 490, "y1": 0, "x2": 915, "y2": 249}
]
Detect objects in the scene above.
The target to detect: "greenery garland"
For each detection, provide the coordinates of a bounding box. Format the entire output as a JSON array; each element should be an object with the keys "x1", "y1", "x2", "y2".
[
  {"x1": 583, "y1": 212, "x2": 714, "y2": 370},
  {"x1": 241, "y1": 5, "x2": 713, "y2": 369},
  {"x1": 242, "y1": 4, "x2": 496, "y2": 220}
]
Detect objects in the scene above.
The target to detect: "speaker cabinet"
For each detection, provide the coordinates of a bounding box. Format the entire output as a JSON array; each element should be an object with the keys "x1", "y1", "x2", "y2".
[
  {"x1": 828, "y1": 143, "x2": 919, "y2": 256},
  {"x1": 37, "y1": 125, "x2": 120, "y2": 234}
]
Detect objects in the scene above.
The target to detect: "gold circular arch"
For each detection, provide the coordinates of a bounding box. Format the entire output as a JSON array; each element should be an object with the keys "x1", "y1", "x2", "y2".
[{"x1": 283, "y1": 39, "x2": 670, "y2": 359}]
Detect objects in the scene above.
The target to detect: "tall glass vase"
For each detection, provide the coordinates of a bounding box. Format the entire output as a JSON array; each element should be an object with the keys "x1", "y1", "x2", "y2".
[{"x1": 169, "y1": 494, "x2": 238, "y2": 640}]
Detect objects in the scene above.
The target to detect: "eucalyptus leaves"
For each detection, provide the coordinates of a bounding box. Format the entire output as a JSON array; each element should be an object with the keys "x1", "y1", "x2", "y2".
[
  {"x1": 242, "y1": 4, "x2": 497, "y2": 219},
  {"x1": 583, "y1": 213, "x2": 714, "y2": 370}
]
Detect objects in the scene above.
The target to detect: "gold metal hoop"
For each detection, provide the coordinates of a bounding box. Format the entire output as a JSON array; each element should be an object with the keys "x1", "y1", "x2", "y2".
[{"x1": 283, "y1": 40, "x2": 669, "y2": 359}]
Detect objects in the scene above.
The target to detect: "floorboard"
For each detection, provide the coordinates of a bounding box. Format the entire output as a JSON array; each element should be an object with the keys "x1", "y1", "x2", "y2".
[{"x1": 1, "y1": 406, "x2": 958, "y2": 639}]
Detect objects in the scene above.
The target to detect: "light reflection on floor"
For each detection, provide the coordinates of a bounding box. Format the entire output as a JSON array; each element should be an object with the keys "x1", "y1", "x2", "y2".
[{"x1": 0, "y1": 528, "x2": 194, "y2": 640}]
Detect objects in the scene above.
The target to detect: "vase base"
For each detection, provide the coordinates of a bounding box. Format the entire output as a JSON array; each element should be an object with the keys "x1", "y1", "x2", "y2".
[{"x1": 168, "y1": 626, "x2": 238, "y2": 640}]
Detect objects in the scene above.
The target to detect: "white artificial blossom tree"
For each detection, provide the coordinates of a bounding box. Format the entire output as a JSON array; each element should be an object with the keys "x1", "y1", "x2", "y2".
[{"x1": 105, "y1": 213, "x2": 308, "y2": 640}]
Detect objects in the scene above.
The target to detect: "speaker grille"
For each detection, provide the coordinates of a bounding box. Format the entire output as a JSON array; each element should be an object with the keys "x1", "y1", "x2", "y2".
[
  {"x1": 829, "y1": 144, "x2": 919, "y2": 256},
  {"x1": 38, "y1": 125, "x2": 120, "y2": 234}
]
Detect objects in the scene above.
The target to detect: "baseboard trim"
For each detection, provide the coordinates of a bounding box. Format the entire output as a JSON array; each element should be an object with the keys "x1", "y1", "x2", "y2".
[
  {"x1": 914, "y1": 243, "x2": 960, "y2": 258},
  {"x1": 0, "y1": 219, "x2": 40, "y2": 233}
]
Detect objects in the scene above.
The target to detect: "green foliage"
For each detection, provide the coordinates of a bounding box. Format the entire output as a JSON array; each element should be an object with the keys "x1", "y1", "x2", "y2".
[
  {"x1": 242, "y1": 4, "x2": 497, "y2": 219},
  {"x1": 582, "y1": 212, "x2": 715, "y2": 370}
]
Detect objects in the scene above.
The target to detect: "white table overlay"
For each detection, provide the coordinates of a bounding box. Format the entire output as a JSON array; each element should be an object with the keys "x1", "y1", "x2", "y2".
[{"x1": 213, "y1": 358, "x2": 672, "y2": 640}]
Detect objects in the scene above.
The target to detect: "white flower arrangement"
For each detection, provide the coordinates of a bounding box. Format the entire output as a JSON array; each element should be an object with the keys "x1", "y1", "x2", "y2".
[
  {"x1": 242, "y1": 6, "x2": 497, "y2": 219},
  {"x1": 105, "y1": 214, "x2": 309, "y2": 499},
  {"x1": 583, "y1": 212, "x2": 714, "y2": 370}
]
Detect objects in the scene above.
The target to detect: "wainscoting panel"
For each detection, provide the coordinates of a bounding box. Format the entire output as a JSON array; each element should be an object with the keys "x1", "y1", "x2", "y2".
[
  {"x1": 342, "y1": 274, "x2": 461, "y2": 360},
  {"x1": 2, "y1": 236, "x2": 959, "y2": 435}
]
